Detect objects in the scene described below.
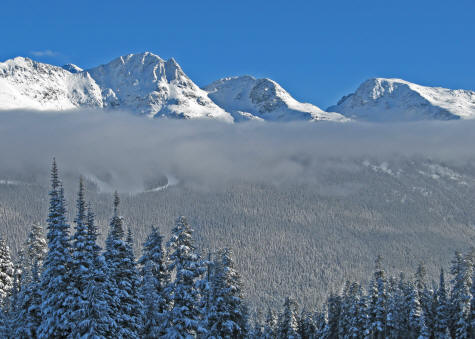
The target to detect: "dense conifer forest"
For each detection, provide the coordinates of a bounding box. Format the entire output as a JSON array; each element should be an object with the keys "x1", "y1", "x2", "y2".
[{"x1": 0, "y1": 160, "x2": 473, "y2": 338}]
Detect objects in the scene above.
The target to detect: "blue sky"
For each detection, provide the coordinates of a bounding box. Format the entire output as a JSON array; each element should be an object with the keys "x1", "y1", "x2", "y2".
[{"x1": 2, "y1": 0, "x2": 474, "y2": 108}]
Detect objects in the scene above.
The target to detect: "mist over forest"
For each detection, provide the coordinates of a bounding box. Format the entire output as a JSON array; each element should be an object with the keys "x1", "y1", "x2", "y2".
[{"x1": 1, "y1": 109, "x2": 475, "y2": 310}]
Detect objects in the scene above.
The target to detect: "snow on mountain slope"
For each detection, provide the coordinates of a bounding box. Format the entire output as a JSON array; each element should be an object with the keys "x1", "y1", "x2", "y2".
[
  {"x1": 87, "y1": 52, "x2": 233, "y2": 122},
  {"x1": 328, "y1": 78, "x2": 475, "y2": 122},
  {"x1": 204, "y1": 76, "x2": 348, "y2": 122},
  {"x1": 62, "y1": 64, "x2": 83, "y2": 74},
  {"x1": 0, "y1": 57, "x2": 103, "y2": 110}
]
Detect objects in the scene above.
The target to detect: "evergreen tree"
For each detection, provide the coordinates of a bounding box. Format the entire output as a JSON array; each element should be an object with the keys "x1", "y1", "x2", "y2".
[
  {"x1": 323, "y1": 293, "x2": 341, "y2": 339},
  {"x1": 278, "y1": 297, "x2": 300, "y2": 339},
  {"x1": 14, "y1": 234, "x2": 45, "y2": 338},
  {"x1": 262, "y1": 307, "x2": 278, "y2": 339},
  {"x1": 25, "y1": 223, "x2": 47, "y2": 273},
  {"x1": 434, "y1": 268, "x2": 450, "y2": 339},
  {"x1": 141, "y1": 260, "x2": 163, "y2": 338},
  {"x1": 371, "y1": 256, "x2": 387, "y2": 339},
  {"x1": 138, "y1": 225, "x2": 170, "y2": 337},
  {"x1": 207, "y1": 248, "x2": 245, "y2": 338},
  {"x1": 104, "y1": 193, "x2": 143, "y2": 338},
  {"x1": 0, "y1": 235, "x2": 14, "y2": 307},
  {"x1": 415, "y1": 262, "x2": 435, "y2": 338},
  {"x1": 38, "y1": 160, "x2": 73, "y2": 338},
  {"x1": 418, "y1": 311, "x2": 431, "y2": 339},
  {"x1": 65, "y1": 177, "x2": 93, "y2": 335},
  {"x1": 298, "y1": 309, "x2": 316, "y2": 339},
  {"x1": 75, "y1": 207, "x2": 117, "y2": 338},
  {"x1": 164, "y1": 216, "x2": 205, "y2": 338},
  {"x1": 450, "y1": 250, "x2": 472, "y2": 339},
  {"x1": 408, "y1": 281, "x2": 422, "y2": 338},
  {"x1": 386, "y1": 275, "x2": 408, "y2": 339}
]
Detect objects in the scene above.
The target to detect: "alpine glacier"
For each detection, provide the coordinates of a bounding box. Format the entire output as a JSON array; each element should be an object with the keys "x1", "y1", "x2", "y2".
[{"x1": 328, "y1": 78, "x2": 475, "y2": 121}]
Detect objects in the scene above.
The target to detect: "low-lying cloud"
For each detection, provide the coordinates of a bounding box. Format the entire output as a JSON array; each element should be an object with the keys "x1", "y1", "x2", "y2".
[{"x1": 1, "y1": 109, "x2": 474, "y2": 192}]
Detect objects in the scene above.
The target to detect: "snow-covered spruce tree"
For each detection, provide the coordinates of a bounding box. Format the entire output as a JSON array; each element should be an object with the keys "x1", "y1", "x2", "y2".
[
  {"x1": 38, "y1": 160, "x2": 73, "y2": 338},
  {"x1": 0, "y1": 235, "x2": 14, "y2": 307},
  {"x1": 139, "y1": 226, "x2": 170, "y2": 337},
  {"x1": 278, "y1": 297, "x2": 300, "y2": 339},
  {"x1": 370, "y1": 255, "x2": 387, "y2": 339},
  {"x1": 15, "y1": 223, "x2": 47, "y2": 290},
  {"x1": 262, "y1": 307, "x2": 278, "y2": 339},
  {"x1": 449, "y1": 250, "x2": 472, "y2": 339},
  {"x1": 386, "y1": 275, "x2": 409, "y2": 339},
  {"x1": 357, "y1": 290, "x2": 371, "y2": 339},
  {"x1": 26, "y1": 223, "x2": 47, "y2": 274},
  {"x1": 74, "y1": 206, "x2": 117, "y2": 338},
  {"x1": 141, "y1": 260, "x2": 163, "y2": 338},
  {"x1": 418, "y1": 311, "x2": 431, "y2": 339},
  {"x1": 13, "y1": 223, "x2": 46, "y2": 338},
  {"x1": 323, "y1": 292, "x2": 341, "y2": 339},
  {"x1": 407, "y1": 281, "x2": 422, "y2": 338},
  {"x1": 298, "y1": 309, "x2": 316, "y2": 339},
  {"x1": 65, "y1": 177, "x2": 93, "y2": 335},
  {"x1": 206, "y1": 248, "x2": 245, "y2": 338},
  {"x1": 164, "y1": 216, "x2": 205, "y2": 338},
  {"x1": 434, "y1": 268, "x2": 450, "y2": 339},
  {"x1": 415, "y1": 262, "x2": 435, "y2": 337},
  {"x1": 14, "y1": 258, "x2": 43, "y2": 338},
  {"x1": 104, "y1": 193, "x2": 143, "y2": 338},
  {"x1": 338, "y1": 281, "x2": 351, "y2": 338},
  {"x1": 346, "y1": 282, "x2": 361, "y2": 339}
]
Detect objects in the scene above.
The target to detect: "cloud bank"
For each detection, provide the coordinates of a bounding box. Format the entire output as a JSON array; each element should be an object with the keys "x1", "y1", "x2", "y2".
[{"x1": 0, "y1": 109, "x2": 474, "y2": 192}]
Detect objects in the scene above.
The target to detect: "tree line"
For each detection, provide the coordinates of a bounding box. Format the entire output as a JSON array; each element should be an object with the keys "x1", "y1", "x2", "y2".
[{"x1": 0, "y1": 160, "x2": 473, "y2": 338}]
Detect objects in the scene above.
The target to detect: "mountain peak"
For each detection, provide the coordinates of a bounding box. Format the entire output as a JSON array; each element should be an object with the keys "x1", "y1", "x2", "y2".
[
  {"x1": 205, "y1": 76, "x2": 348, "y2": 122},
  {"x1": 328, "y1": 78, "x2": 475, "y2": 121},
  {"x1": 62, "y1": 63, "x2": 83, "y2": 73},
  {"x1": 85, "y1": 53, "x2": 232, "y2": 121}
]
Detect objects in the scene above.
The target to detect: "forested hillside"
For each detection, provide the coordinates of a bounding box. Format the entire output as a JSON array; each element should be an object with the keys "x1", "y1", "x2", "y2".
[
  {"x1": 0, "y1": 161, "x2": 474, "y2": 338},
  {"x1": 1, "y1": 157, "x2": 474, "y2": 312}
]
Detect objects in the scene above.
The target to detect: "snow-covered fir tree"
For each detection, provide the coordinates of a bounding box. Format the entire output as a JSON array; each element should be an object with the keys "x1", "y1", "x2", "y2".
[
  {"x1": 165, "y1": 216, "x2": 205, "y2": 338},
  {"x1": 0, "y1": 235, "x2": 14, "y2": 307},
  {"x1": 434, "y1": 268, "x2": 450, "y2": 339},
  {"x1": 262, "y1": 307, "x2": 278, "y2": 339},
  {"x1": 38, "y1": 159, "x2": 73, "y2": 338},
  {"x1": 139, "y1": 226, "x2": 170, "y2": 337},
  {"x1": 450, "y1": 250, "x2": 472, "y2": 339},
  {"x1": 12, "y1": 260, "x2": 42, "y2": 338},
  {"x1": 278, "y1": 297, "x2": 301, "y2": 339},
  {"x1": 25, "y1": 223, "x2": 47, "y2": 273},
  {"x1": 65, "y1": 177, "x2": 94, "y2": 335},
  {"x1": 206, "y1": 248, "x2": 245, "y2": 338},
  {"x1": 104, "y1": 193, "x2": 143, "y2": 338},
  {"x1": 76, "y1": 206, "x2": 117, "y2": 338}
]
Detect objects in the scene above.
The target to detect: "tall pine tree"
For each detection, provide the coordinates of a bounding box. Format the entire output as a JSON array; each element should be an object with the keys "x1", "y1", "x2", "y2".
[
  {"x1": 38, "y1": 159, "x2": 73, "y2": 338},
  {"x1": 165, "y1": 216, "x2": 205, "y2": 338},
  {"x1": 104, "y1": 193, "x2": 143, "y2": 338}
]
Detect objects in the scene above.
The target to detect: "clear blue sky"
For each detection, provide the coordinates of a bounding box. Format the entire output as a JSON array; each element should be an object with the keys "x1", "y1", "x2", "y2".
[{"x1": 2, "y1": 0, "x2": 474, "y2": 108}]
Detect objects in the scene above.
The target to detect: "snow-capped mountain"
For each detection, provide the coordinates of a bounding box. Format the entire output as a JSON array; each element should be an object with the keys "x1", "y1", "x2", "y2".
[
  {"x1": 86, "y1": 52, "x2": 232, "y2": 121},
  {"x1": 204, "y1": 75, "x2": 348, "y2": 122},
  {"x1": 2, "y1": 54, "x2": 475, "y2": 124},
  {"x1": 0, "y1": 53, "x2": 232, "y2": 122},
  {"x1": 0, "y1": 57, "x2": 103, "y2": 110},
  {"x1": 328, "y1": 78, "x2": 475, "y2": 121}
]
